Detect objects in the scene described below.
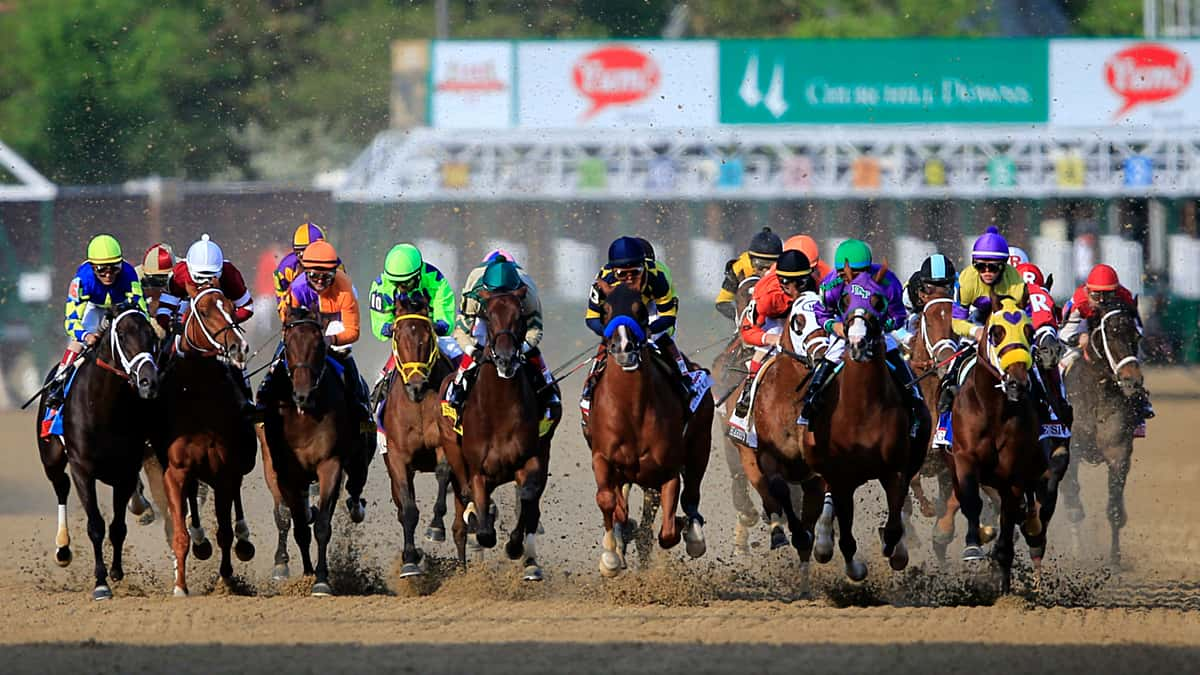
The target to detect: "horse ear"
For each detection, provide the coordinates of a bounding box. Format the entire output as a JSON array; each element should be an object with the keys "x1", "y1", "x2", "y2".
[
  {"x1": 1044, "y1": 273, "x2": 1054, "y2": 292},
  {"x1": 478, "y1": 289, "x2": 492, "y2": 303},
  {"x1": 515, "y1": 286, "x2": 528, "y2": 299},
  {"x1": 874, "y1": 258, "x2": 889, "y2": 285},
  {"x1": 596, "y1": 279, "x2": 613, "y2": 296}
]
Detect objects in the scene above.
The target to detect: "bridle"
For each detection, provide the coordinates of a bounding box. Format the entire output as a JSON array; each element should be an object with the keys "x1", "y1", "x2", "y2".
[
  {"x1": 480, "y1": 293, "x2": 526, "y2": 379},
  {"x1": 96, "y1": 308, "x2": 157, "y2": 386},
  {"x1": 919, "y1": 297, "x2": 958, "y2": 367},
  {"x1": 1090, "y1": 307, "x2": 1141, "y2": 377},
  {"x1": 391, "y1": 313, "x2": 439, "y2": 385},
  {"x1": 183, "y1": 287, "x2": 247, "y2": 363},
  {"x1": 282, "y1": 315, "x2": 327, "y2": 387}
]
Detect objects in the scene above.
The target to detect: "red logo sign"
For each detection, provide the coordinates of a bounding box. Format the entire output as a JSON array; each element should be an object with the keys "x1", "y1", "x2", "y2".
[
  {"x1": 1105, "y1": 43, "x2": 1192, "y2": 118},
  {"x1": 572, "y1": 46, "x2": 660, "y2": 120},
  {"x1": 436, "y1": 60, "x2": 505, "y2": 94}
]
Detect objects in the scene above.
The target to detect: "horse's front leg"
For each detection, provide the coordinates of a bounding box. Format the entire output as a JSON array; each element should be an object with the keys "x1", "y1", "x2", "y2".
[
  {"x1": 832, "y1": 487, "x2": 867, "y2": 582},
  {"x1": 470, "y1": 472, "x2": 496, "y2": 549},
  {"x1": 932, "y1": 465, "x2": 957, "y2": 562},
  {"x1": 232, "y1": 484, "x2": 255, "y2": 563},
  {"x1": 879, "y1": 470, "x2": 909, "y2": 571},
  {"x1": 992, "y1": 486, "x2": 1021, "y2": 594},
  {"x1": 69, "y1": 469, "x2": 110, "y2": 600},
  {"x1": 164, "y1": 464, "x2": 191, "y2": 597},
  {"x1": 41, "y1": 439, "x2": 73, "y2": 567},
  {"x1": 259, "y1": 428, "x2": 290, "y2": 579},
  {"x1": 657, "y1": 473, "x2": 682, "y2": 550},
  {"x1": 108, "y1": 475, "x2": 136, "y2": 583},
  {"x1": 593, "y1": 455, "x2": 623, "y2": 577},
  {"x1": 953, "y1": 454, "x2": 987, "y2": 562},
  {"x1": 509, "y1": 453, "x2": 548, "y2": 581},
  {"x1": 1105, "y1": 443, "x2": 1132, "y2": 567},
  {"x1": 386, "y1": 451, "x2": 423, "y2": 577},
  {"x1": 213, "y1": 484, "x2": 235, "y2": 581},
  {"x1": 187, "y1": 483, "x2": 212, "y2": 561},
  {"x1": 427, "y1": 453, "x2": 452, "y2": 542},
  {"x1": 311, "y1": 459, "x2": 342, "y2": 596}
]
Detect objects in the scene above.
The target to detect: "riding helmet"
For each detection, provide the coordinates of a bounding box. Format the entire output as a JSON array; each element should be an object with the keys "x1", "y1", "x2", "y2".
[
  {"x1": 142, "y1": 243, "x2": 175, "y2": 276},
  {"x1": 919, "y1": 254, "x2": 957, "y2": 284},
  {"x1": 607, "y1": 237, "x2": 646, "y2": 268},
  {"x1": 1086, "y1": 264, "x2": 1120, "y2": 291},
  {"x1": 1016, "y1": 262, "x2": 1045, "y2": 288},
  {"x1": 635, "y1": 237, "x2": 657, "y2": 262},
  {"x1": 185, "y1": 234, "x2": 224, "y2": 282},
  {"x1": 776, "y1": 250, "x2": 812, "y2": 279},
  {"x1": 784, "y1": 234, "x2": 820, "y2": 262},
  {"x1": 292, "y1": 222, "x2": 326, "y2": 252},
  {"x1": 748, "y1": 227, "x2": 783, "y2": 259},
  {"x1": 833, "y1": 239, "x2": 872, "y2": 271},
  {"x1": 971, "y1": 226, "x2": 1009, "y2": 262},
  {"x1": 87, "y1": 234, "x2": 123, "y2": 265},
  {"x1": 481, "y1": 259, "x2": 524, "y2": 292},
  {"x1": 384, "y1": 243, "x2": 423, "y2": 284},
  {"x1": 1007, "y1": 245, "x2": 1029, "y2": 267},
  {"x1": 302, "y1": 240, "x2": 339, "y2": 271}
]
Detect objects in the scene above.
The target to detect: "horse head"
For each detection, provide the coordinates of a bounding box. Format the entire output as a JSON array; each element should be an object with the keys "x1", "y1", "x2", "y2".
[
  {"x1": 185, "y1": 287, "x2": 249, "y2": 367},
  {"x1": 479, "y1": 287, "x2": 527, "y2": 380},
  {"x1": 283, "y1": 306, "x2": 326, "y2": 412},
  {"x1": 917, "y1": 282, "x2": 957, "y2": 377},
  {"x1": 101, "y1": 303, "x2": 160, "y2": 400},
  {"x1": 735, "y1": 274, "x2": 759, "y2": 324},
  {"x1": 1033, "y1": 325, "x2": 1063, "y2": 371},
  {"x1": 391, "y1": 291, "x2": 437, "y2": 402},
  {"x1": 984, "y1": 294, "x2": 1034, "y2": 402},
  {"x1": 1090, "y1": 301, "x2": 1144, "y2": 398},
  {"x1": 840, "y1": 260, "x2": 889, "y2": 363},
  {"x1": 600, "y1": 281, "x2": 649, "y2": 372}
]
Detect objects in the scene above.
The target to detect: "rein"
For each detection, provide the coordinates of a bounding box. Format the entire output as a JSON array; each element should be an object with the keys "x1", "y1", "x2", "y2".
[
  {"x1": 915, "y1": 297, "x2": 957, "y2": 369},
  {"x1": 391, "y1": 313, "x2": 439, "y2": 384},
  {"x1": 282, "y1": 316, "x2": 327, "y2": 384},
  {"x1": 1092, "y1": 308, "x2": 1140, "y2": 376},
  {"x1": 183, "y1": 287, "x2": 246, "y2": 360}
]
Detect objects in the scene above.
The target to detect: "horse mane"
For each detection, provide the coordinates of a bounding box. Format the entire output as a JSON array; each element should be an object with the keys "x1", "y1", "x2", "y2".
[
  {"x1": 396, "y1": 290, "x2": 431, "y2": 315},
  {"x1": 603, "y1": 283, "x2": 647, "y2": 327}
]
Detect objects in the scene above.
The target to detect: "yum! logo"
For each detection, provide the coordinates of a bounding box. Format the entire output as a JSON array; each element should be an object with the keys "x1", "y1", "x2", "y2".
[
  {"x1": 572, "y1": 46, "x2": 660, "y2": 120},
  {"x1": 1105, "y1": 43, "x2": 1192, "y2": 118}
]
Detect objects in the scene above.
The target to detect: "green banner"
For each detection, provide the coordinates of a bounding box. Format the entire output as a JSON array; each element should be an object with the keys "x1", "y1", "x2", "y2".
[{"x1": 720, "y1": 39, "x2": 1048, "y2": 125}]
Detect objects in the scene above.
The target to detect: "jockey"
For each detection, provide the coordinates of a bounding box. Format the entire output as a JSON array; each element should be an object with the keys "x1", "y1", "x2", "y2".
[
  {"x1": 803, "y1": 239, "x2": 922, "y2": 433},
  {"x1": 138, "y1": 243, "x2": 176, "y2": 335},
  {"x1": 45, "y1": 234, "x2": 147, "y2": 410},
  {"x1": 273, "y1": 222, "x2": 330, "y2": 313},
  {"x1": 583, "y1": 236, "x2": 692, "y2": 403},
  {"x1": 157, "y1": 234, "x2": 254, "y2": 331},
  {"x1": 1060, "y1": 263, "x2": 1153, "y2": 421},
  {"x1": 784, "y1": 234, "x2": 833, "y2": 281},
  {"x1": 904, "y1": 253, "x2": 957, "y2": 317},
  {"x1": 369, "y1": 243, "x2": 460, "y2": 385},
  {"x1": 1017, "y1": 260, "x2": 1074, "y2": 467},
  {"x1": 728, "y1": 250, "x2": 818, "y2": 430},
  {"x1": 636, "y1": 238, "x2": 677, "y2": 337},
  {"x1": 275, "y1": 240, "x2": 370, "y2": 423},
  {"x1": 715, "y1": 227, "x2": 783, "y2": 320},
  {"x1": 445, "y1": 256, "x2": 559, "y2": 418}
]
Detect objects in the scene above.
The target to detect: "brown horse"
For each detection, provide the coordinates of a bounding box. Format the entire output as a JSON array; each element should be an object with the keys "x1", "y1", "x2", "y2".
[
  {"x1": 439, "y1": 288, "x2": 557, "y2": 581},
  {"x1": 736, "y1": 291, "x2": 831, "y2": 564},
  {"x1": 805, "y1": 264, "x2": 927, "y2": 581},
  {"x1": 36, "y1": 305, "x2": 159, "y2": 600},
  {"x1": 949, "y1": 294, "x2": 1052, "y2": 593},
  {"x1": 260, "y1": 306, "x2": 370, "y2": 596},
  {"x1": 382, "y1": 292, "x2": 455, "y2": 578},
  {"x1": 1061, "y1": 300, "x2": 1145, "y2": 566},
  {"x1": 710, "y1": 275, "x2": 766, "y2": 554},
  {"x1": 586, "y1": 283, "x2": 712, "y2": 577},
  {"x1": 157, "y1": 287, "x2": 257, "y2": 596}
]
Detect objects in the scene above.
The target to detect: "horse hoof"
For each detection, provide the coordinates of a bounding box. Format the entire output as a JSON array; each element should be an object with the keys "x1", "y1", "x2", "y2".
[
  {"x1": 466, "y1": 534, "x2": 483, "y2": 553},
  {"x1": 1029, "y1": 545, "x2": 1046, "y2": 563},
  {"x1": 962, "y1": 545, "x2": 986, "y2": 562},
  {"x1": 978, "y1": 525, "x2": 997, "y2": 544},
  {"x1": 476, "y1": 531, "x2": 497, "y2": 549},
  {"x1": 536, "y1": 522, "x2": 545, "y2": 535},
  {"x1": 399, "y1": 562, "x2": 423, "y2": 579},
  {"x1": 92, "y1": 585, "x2": 113, "y2": 601},
  {"x1": 311, "y1": 582, "x2": 334, "y2": 597},
  {"x1": 54, "y1": 546, "x2": 72, "y2": 567},
  {"x1": 505, "y1": 538, "x2": 524, "y2": 561},
  {"x1": 599, "y1": 552, "x2": 622, "y2": 577},
  {"x1": 234, "y1": 539, "x2": 256, "y2": 562},
  {"x1": 110, "y1": 567, "x2": 124, "y2": 582},
  {"x1": 845, "y1": 559, "x2": 868, "y2": 582},
  {"x1": 137, "y1": 510, "x2": 156, "y2": 526},
  {"x1": 347, "y1": 498, "x2": 366, "y2": 524},
  {"x1": 683, "y1": 521, "x2": 706, "y2": 559},
  {"x1": 192, "y1": 540, "x2": 213, "y2": 561},
  {"x1": 424, "y1": 526, "x2": 446, "y2": 543},
  {"x1": 738, "y1": 511, "x2": 760, "y2": 528},
  {"x1": 889, "y1": 542, "x2": 909, "y2": 571},
  {"x1": 308, "y1": 506, "x2": 318, "y2": 525},
  {"x1": 271, "y1": 564, "x2": 290, "y2": 581},
  {"x1": 769, "y1": 526, "x2": 789, "y2": 551},
  {"x1": 173, "y1": 586, "x2": 188, "y2": 598},
  {"x1": 522, "y1": 565, "x2": 544, "y2": 582}
]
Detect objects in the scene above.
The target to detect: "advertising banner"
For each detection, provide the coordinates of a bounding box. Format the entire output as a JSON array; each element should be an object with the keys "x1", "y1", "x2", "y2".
[
  {"x1": 1050, "y1": 40, "x2": 1200, "y2": 127},
  {"x1": 517, "y1": 41, "x2": 718, "y2": 128},
  {"x1": 430, "y1": 41, "x2": 513, "y2": 128},
  {"x1": 719, "y1": 39, "x2": 1049, "y2": 125}
]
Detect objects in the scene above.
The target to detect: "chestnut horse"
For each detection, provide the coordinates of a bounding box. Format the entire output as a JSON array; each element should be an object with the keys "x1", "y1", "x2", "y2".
[
  {"x1": 805, "y1": 264, "x2": 928, "y2": 581},
  {"x1": 260, "y1": 306, "x2": 371, "y2": 596},
  {"x1": 735, "y1": 291, "x2": 831, "y2": 562},
  {"x1": 36, "y1": 305, "x2": 159, "y2": 600},
  {"x1": 439, "y1": 288, "x2": 558, "y2": 581},
  {"x1": 382, "y1": 291, "x2": 455, "y2": 578},
  {"x1": 1061, "y1": 301, "x2": 1145, "y2": 566},
  {"x1": 586, "y1": 283, "x2": 712, "y2": 577},
  {"x1": 949, "y1": 294, "x2": 1053, "y2": 593},
  {"x1": 157, "y1": 287, "x2": 257, "y2": 596}
]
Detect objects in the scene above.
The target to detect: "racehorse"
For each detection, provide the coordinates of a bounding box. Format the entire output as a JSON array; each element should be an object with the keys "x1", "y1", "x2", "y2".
[
  {"x1": 586, "y1": 282, "x2": 712, "y2": 577},
  {"x1": 260, "y1": 306, "x2": 371, "y2": 596},
  {"x1": 710, "y1": 275, "x2": 766, "y2": 554},
  {"x1": 805, "y1": 263, "x2": 928, "y2": 581},
  {"x1": 439, "y1": 287, "x2": 558, "y2": 581},
  {"x1": 36, "y1": 304, "x2": 159, "y2": 600},
  {"x1": 1061, "y1": 300, "x2": 1145, "y2": 566},
  {"x1": 736, "y1": 291, "x2": 831, "y2": 563},
  {"x1": 381, "y1": 292, "x2": 455, "y2": 578},
  {"x1": 157, "y1": 287, "x2": 258, "y2": 596},
  {"x1": 949, "y1": 293, "x2": 1052, "y2": 593}
]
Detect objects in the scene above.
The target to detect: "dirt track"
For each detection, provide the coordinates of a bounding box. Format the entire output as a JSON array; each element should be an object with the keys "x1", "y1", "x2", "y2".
[{"x1": 2, "y1": 369, "x2": 1198, "y2": 673}]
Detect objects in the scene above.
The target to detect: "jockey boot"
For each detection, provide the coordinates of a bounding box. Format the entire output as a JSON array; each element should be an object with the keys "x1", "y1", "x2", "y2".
[
  {"x1": 654, "y1": 334, "x2": 694, "y2": 401},
  {"x1": 885, "y1": 348, "x2": 922, "y2": 438},
  {"x1": 1135, "y1": 391, "x2": 1156, "y2": 420},
  {"x1": 798, "y1": 359, "x2": 835, "y2": 427},
  {"x1": 45, "y1": 347, "x2": 83, "y2": 410},
  {"x1": 527, "y1": 348, "x2": 561, "y2": 420},
  {"x1": 227, "y1": 363, "x2": 256, "y2": 421},
  {"x1": 732, "y1": 368, "x2": 757, "y2": 419},
  {"x1": 338, "y1": 354, "x2": 371, "y2": 428},
  {"x1": 579, "y1": 344, "x2": 608, "y2": 407},
  {"x1": 444, "y1": 349, "x2": 479, "y2": 417},
  {"x1": 255, "y1": 359, "x2": 286, "y2": 423},
  {"x1": 937, "y1": 351, "x2": 964, "y2": 416}
]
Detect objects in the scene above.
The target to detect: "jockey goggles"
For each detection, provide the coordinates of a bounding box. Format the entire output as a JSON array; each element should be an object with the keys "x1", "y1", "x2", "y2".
[
  {"x1": 973, "y1": 261, "x2": 1003, "y2": 274},
  {"x1": 308, "y1": 269, "x2": 335, "y2": 284},
  {"x1": 93, "y1": 262, "x2": 121, "y2": 277},
  {"x1": 613, "y1": 266, "x2": 643, "y2": 282},
  {"x1": 141, "y1": 274, "x2": 169, "y2": 289}
]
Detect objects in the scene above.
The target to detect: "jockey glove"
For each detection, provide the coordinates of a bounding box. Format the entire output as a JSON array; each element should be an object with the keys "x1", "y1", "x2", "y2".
[
  {"x1": 380, "y1": 322, "x2": 393, "y2": 338},
  {"x1": 434, "y1": 319, "x2": 450, "y2": 336}
]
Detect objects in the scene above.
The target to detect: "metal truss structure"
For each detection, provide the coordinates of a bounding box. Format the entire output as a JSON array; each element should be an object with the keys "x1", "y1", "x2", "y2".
[
  {"x1": 0, "y1": 140, "x2": 55, "y2": 202},
  {"x1": 336, "y1": 126, "x2": 1200, "y2": 202}
]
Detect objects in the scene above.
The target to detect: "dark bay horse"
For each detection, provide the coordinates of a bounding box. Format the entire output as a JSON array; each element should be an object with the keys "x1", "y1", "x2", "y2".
[
  {"x1": 36, "y1": 305, "x2": 159, "y2": 600},
  {"x1": 382, "y1": 292, "x2": 455, "y2": 578},
  {"x1": 805, "y1": 264, "x2": 928, "y2": 581},
  {"x1": 710, "y1": 275, "x2": 763, "y2": 553},
  {"x1": 738, "y1": 291, "x2": 831, "y2": 563},
  {"x1": 586, "y1": 283, "x2": 712, "y2": 577},
  {"x1": 439, "y1": 288, "x2": 557, "y2": 581},
  {"x1": 949, "y1": 294, "x2": 1052, "y2": 593},
  {"x1": 260, "y1": 306, "x2": 371, "y2": 596},
  {"x1": 157, "y1": 287, "x2": 257, "y2": 596},
  {"x1": 1061, "y1": 301, "x2": 1145, "y2": 566}
]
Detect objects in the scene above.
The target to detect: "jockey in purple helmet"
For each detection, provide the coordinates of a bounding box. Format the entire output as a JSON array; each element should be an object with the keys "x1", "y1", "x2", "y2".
[{"x1": 801, "y1": 238, "x2": 923, "y2": 435}]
